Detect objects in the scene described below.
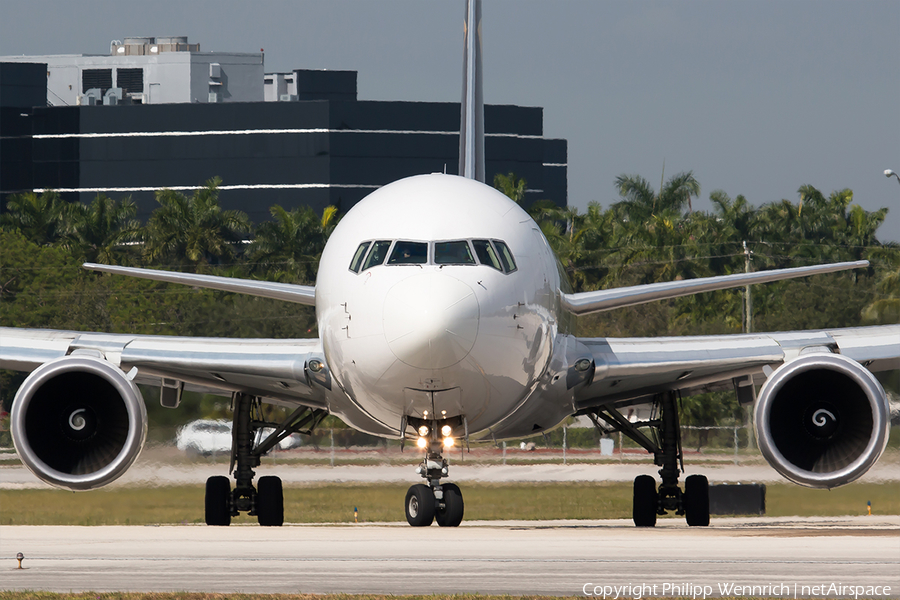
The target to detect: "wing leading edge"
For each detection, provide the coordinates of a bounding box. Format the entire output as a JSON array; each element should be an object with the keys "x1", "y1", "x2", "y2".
[
  {"x1": 573, "y1": 324, "x2": 900, "y2": 410},
  {"x1": 0, "y1": 327, "x2": 328, "y2": 407},
  {"x1": 561, "y1": 260, "x2": 868, "y2": 315},
  {"x1": 83, "y1": 263, "x2": 317, "y2": 306}
]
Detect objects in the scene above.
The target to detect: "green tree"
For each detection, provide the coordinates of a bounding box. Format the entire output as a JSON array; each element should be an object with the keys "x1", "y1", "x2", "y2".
[
  {"x1": 0, "y1": 191, "x2": 69, "y2": 245},
  {"x1": 248, "y1": 204, "x2": 338, "y2": 284},
  {"x1": 862, "y1": 246, "x2": 900, "y2": 325},
  {"x1": 145, "y1": 178, "x2": 252, "y2": 268},
  {"x1": 613, "y1": 170, "x2": 700, "y2": 221},
  {"x1": 60, "y1": 193, "x2": 144, "y2": 265},
  {"x1": 493, "y1": 172, "x2": 527, "y2": 204}
]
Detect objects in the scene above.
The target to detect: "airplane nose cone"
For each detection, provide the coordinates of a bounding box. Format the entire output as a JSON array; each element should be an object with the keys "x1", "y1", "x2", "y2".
[{"x1": 383, "y1": 273, "x2": 480, "y2": 370}]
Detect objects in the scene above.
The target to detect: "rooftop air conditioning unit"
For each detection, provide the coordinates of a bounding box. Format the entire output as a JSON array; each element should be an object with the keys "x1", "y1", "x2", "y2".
[
  {"x1": 103, "y1": 88, "x2": 123, "y2": 106},
  {"x1": 279, "y1": 94, "x2": 298, "y2": 102},
  {"x1": 81, "y1": 88, "x2": 102, "y2": 106}
]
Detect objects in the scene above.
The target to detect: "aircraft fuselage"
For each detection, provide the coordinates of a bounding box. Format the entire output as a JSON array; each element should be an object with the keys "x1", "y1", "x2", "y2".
[{"x1": 316, "y1": 174, "x2": 574, "y2": 440}]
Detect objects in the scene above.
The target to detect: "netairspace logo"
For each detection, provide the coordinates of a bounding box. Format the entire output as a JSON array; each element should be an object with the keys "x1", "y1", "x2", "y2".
[{"x1": 582, "y1": 582, "x2": 894, "y2": 599}]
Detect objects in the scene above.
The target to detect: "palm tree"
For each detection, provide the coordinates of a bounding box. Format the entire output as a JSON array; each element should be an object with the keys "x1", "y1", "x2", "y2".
[
  {"x1": 613, "y1": 170, "x2": 701, "y2": 222},
  {"x1": 60, "y1": 194, "x2": 143, "y2": 264},
  {"x1": 709, "y1": 190, "x2": 756, "y2": 243},
  {"x1": 144, "y1": 178, "x2": 252, "y2": 268},
  {"x1": 248, "y1": 204, "x2": 339, "y2": 284},
  {"x1": 493, "y1": 172, "x2": 527, "y2": 204},
  {"x1": 0, "y1": 190, "x2": 69, "y2": 246},
  {"x1": 861, "y1": 246, "x2": 900, "y2": 325}
]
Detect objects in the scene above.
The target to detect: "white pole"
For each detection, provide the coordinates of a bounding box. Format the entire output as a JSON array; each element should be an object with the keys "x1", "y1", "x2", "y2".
[
  {"x1": 743, "y1": 241, "x2": 753, "y2": 334},
  {"x1": 734, "y1": 425, "x2": 739, "y2": 465}
]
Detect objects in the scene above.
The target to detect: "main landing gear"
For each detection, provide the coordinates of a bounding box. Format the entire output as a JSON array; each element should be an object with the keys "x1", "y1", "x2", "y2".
[
  {"x1": 403, "y1": 418, "x2": 465, "y2": 527},
  {"x1": 205, "y1": 393, "x2": 326, "y2": 526},
  {"x1": 588, "y1": 390, "x2": 710, "y2": 527}
]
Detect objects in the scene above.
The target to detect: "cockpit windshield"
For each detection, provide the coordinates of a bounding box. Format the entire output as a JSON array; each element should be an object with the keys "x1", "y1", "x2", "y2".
[
  {"x1": 472, "y1": 240, "x2": 502, "y2": 271},
  {"x1": 493, "y1": 240, "x2": 517, "y2": 273},
  {"x1": 434, "y1": 241, "x2": 476, "y2": 265},
  {"x1": 350, "y1": 238, "x2": 516, "y2": 273},
  {"x1": 362, "y1": 240, "x2": 392, "y2": 270},
  {"x1": 349, "y1": 241, "x2": 371, "y2": 273},
  {"x1": 388, "y1": 241, "x2": 428, "y2": 265}
]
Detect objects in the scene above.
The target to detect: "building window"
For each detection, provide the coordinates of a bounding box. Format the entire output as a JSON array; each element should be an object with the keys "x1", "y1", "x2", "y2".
[
  {"x1": 117, "y1": 68, "x2": 144, "y2": 94},
  {"x1": 82, "y1": 69, "x2": 112, "y2": 94}
]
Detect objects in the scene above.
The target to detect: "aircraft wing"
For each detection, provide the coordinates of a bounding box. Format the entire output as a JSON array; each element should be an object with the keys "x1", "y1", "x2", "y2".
[
  {"x1": 561, "y1": 260, "x2": 868, "y2": 315},
  {"x1": 0, "y1": 327, "x2": 330, "y2": 408},
  {"x1": 573, "y1": 324, "x2": 900, "y2": 410},
  {"x1": 83, "y1": 263, "x2": 317, "y2": 306}
]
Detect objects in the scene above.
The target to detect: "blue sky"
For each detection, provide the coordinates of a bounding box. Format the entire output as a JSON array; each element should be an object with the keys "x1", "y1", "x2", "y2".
[{"x1": 2, "y1": 0, "x2": 898, "y2": 239}]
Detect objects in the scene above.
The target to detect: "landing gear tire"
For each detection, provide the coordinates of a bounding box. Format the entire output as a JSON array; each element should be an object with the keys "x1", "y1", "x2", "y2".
[
  {"x1": 632, "y1": 475, "x2": 658, "y2": 527},
  {"x1": 435, "y1": 483, "x2": 464, "y2": 527},
  {"x1": 256, "y1": 475, "x2": 284, "y2": 526},
  {"x1": 405, "y1": 484, "x2": 436, "y2": 527},
  {"x1": 205, "y1": 475, "x2": 232, "y2": 526},
  {"x1": 683, "y1": 474, "x2": 710, "y2": 527}
]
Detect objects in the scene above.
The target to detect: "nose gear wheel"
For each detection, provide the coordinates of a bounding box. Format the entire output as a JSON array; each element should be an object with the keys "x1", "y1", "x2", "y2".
[{"x1": 403, "y1": 417, "x2": 466, "y2": 527}]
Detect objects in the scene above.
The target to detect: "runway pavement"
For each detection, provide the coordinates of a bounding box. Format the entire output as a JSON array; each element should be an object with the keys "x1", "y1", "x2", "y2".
[
  {"x1": 2, "y1": 516, "x2": 898, "y2": 596},
  {"x1": 3, "y1": 458, "x2": 899, "y2": 489}
]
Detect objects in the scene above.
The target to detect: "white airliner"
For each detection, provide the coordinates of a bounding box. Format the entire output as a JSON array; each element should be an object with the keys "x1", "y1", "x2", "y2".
[{"x1": 2, "y1": 1, "x2": 898, "y2": 528}]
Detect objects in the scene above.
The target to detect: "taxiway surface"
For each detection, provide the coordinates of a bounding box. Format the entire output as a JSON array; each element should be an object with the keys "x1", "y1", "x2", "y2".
[
  {"x1": 2, "y1": 517, "x2": 898, "y2": 596},
  {"x1": 3, "y1": 460, "x2": 899, "y2": 489}
]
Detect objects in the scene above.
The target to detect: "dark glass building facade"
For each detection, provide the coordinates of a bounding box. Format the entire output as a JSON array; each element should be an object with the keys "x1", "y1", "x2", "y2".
[{"x1": 1, "y1": 64, "x2": 566, "y2": 221}]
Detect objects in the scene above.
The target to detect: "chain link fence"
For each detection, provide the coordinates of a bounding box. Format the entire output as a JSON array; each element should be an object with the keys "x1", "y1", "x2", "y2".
[{"x1": 257, "y1": 423, "x2": 761, "y2": 467}]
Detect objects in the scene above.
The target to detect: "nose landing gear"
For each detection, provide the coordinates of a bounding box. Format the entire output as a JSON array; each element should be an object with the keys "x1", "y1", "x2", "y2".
[{"x1": 403, "y1": 419, "x2": 465, "y2": 527}]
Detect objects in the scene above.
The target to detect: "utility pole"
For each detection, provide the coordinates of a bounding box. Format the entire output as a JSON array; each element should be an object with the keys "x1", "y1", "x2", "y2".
[{"x1": 743, "y1": 241, "x2": 753, "y2": 334}]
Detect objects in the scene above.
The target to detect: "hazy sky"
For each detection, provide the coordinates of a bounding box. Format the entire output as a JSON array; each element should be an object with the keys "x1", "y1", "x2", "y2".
[{"x1": 2, "y1": 0, "x2": 898, "y2": 239}]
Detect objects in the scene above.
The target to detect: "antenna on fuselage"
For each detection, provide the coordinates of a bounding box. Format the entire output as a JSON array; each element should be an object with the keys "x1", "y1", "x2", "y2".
[{"x1": 459, "y1": 0, "x2": 485, "y2": 182}]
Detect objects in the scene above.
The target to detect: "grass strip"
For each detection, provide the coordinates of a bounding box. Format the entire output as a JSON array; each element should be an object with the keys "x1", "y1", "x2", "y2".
[{"x1": 1, "y1": 481, "x2": 897, "y2": 526}]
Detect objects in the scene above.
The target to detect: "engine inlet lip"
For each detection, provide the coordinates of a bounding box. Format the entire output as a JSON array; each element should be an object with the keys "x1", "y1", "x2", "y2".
[
  {"x1": 755, "y1": 353, "x2": 889, "y2": 488},
  {"x1": 11, "y1": 355, "x2": 147, "y2": 491}
]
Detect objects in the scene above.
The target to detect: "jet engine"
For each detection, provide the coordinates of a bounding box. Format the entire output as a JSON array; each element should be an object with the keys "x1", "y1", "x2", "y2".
[
  {"x1": 755, "y1": 353, "x2": 889, "y2": 488},
  {"x1": 10, "y1": 355, "x2": 147, "y2": 491}
]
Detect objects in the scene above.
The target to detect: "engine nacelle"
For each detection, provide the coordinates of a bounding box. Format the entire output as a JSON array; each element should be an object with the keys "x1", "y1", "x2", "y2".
[
  {"x1": 10, "y1": 355, "x2": 147, "y2": 491},
  {"x1": 755, "y1": 353, "x2": 889, "y2": 488}
]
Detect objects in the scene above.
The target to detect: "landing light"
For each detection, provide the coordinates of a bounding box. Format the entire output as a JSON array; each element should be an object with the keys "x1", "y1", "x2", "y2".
[
  {"x1": 575, "y1": 358, "x2": 592, "y2": 372},
  {"x1": 443, "y1": 437, "x2": 455, "y2": 448},
  {"x1": 416, "y1": 437, "x2": 428, "y2": 448},
  {"x1": 441, "y1": 425, "x2": 452, "y2": 436},
  {"x1": 418, "y1": 425, "x2": 429, "y2": 437},
  {"x1": 308, "y1": 359, "x2": 324, "y2": 372}
]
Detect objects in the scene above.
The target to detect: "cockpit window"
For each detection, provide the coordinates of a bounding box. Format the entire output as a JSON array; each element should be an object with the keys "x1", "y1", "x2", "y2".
[
  {"x1": 472, "y1": 239, "x2": 502, "y2": 271},
  {"x1": 349, "y1": 241, "x2": 371, "y2": 273},
  {"x1": 493, "y1": 240, "x2": 517, "y2": 273},
  {"x1": 388, "y1": 241, "x2": 428, "y2": 265},
  {"x1": 362, "y1": 240, "x2": 392, "y2": 270},
  {"x1": 434, "y1": 241, "x2": 476, "y2": 265},
  {"x1": 350, "y1": 238, "x2": 516, "y2": 273}
]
